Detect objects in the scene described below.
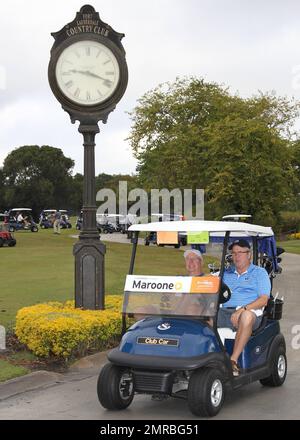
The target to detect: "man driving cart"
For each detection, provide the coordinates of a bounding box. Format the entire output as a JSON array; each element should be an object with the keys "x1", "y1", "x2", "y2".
[{"x1": 218, "y1": 239, "x2": 271, "y2": 376}]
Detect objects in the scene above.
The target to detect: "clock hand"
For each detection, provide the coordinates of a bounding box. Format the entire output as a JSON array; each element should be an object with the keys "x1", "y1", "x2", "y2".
[
  {"x1": 68, "y1": 69, "x2": 112, "y2": 87},
  {"x1": 84, "y1": 70, "x2": 113, "y2": 87}
]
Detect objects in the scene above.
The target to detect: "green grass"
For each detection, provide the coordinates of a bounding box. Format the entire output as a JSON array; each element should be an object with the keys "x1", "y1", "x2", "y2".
[
  {"x1": 0, "y1": 359, "x2": 29, "y2": 382},
  {"x1": 0, "y1": 227, "x2": 217, "y2": 328},
  {"x1": 277, "y1": 240, "x2": 300, "y2": 255}
]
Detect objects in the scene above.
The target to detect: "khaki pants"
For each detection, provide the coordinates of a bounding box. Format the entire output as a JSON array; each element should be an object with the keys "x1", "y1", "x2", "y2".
[{"x1": 53, "y1": 219, "x2": 61, "y2": 234}]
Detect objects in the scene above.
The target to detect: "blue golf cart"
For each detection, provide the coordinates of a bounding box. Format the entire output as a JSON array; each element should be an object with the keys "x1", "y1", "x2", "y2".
[
  {"x1": 8, "y1": 208, "x2": 38, "y2": 232},
  {"x1": 97, "y1": 220, "x2": 286, "y2": 417},
  {"x1": 40, "y1": 209, "x2": 72, "y2": 229}
]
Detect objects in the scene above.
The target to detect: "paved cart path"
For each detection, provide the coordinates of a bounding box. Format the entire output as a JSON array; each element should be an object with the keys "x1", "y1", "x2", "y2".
[{"x1": 0, "y1": 253, "x2": 299, "y2": 420}]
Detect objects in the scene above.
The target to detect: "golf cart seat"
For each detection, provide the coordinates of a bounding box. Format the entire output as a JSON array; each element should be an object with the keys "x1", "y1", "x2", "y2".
[
  {"x1": 218, "y1": 327, "x2": 236, "y2": 344},
  {"x1": 218, "y1": 316, "x2": 268, "y2": 344},
  {"x1": 218, "y1": 299, "x2": 274, "y2": 344}
]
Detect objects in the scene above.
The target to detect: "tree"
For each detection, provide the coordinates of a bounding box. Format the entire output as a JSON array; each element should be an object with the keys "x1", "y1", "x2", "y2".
[
  {"x1": 0, "y1": 168, "x2": 5, "y2": 212},
  {"x1": 68, "y1": 173, "x2": 84, "y2": 214},
  {"x1": 2, "y1": 145, "x2": 74, "y2": 217},
  {"x1": 128, "y1": 77, "x2": 300, "y2": 224},
  {"x1": 287, "y1": 141, "x2": 300, "y2": 210},
  {"x1": 95, "y1": 173, "x2": 138, "y2": 212}
]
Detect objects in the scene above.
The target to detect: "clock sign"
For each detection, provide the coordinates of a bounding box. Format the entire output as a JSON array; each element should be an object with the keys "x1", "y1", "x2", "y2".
[
  {"x1": 48, "y1": 4, "x2": 128, "y2": 124},
  {"x1": 47, "y1": 5, "x2": 128, "y2": 311}
]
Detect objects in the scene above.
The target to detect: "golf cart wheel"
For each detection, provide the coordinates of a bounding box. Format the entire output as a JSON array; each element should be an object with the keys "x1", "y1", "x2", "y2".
[
  {"x1": 8, "y1": 240, "x2": 16, "y2": 247},
  {"x1": 9, "y1": 226, "x2": 15, "y2": 232},
  {"x1": 97, "y1": 363, "x2": 134, "y2": 410},
  {"x1": 260, "y1": 345, "x2": 287, "y2": 387},
  {"x1": 31, "y1": 226, "x2": 38, "y2": 232},
  {"x1": 0, "y1": 238, "x2": 3, "y2": 247},
  {"x1": 187, "y1": 367, "x2": 225, "y2": 417}
]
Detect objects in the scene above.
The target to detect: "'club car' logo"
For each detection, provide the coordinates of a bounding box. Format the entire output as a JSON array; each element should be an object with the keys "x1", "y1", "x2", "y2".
[{"x1": 157, "y1": 322, "x2": 171, "y2": 331}]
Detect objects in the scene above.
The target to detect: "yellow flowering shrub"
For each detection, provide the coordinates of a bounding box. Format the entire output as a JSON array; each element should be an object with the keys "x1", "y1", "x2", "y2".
[
  {"x1": 288, "y1": 232, "x2": 300, "y2": 240},
  {"x1": 15, "y1": 295, "x2": 123, "y2": 359}
]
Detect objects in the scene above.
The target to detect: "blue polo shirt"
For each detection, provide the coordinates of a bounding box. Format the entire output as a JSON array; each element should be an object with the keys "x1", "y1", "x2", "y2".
[{"x1": 223, "y1": 263, "x2": 271, "y2": 308}]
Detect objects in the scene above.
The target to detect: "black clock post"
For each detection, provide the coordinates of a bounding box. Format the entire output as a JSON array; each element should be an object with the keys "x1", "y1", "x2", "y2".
[{"x1": 48, "y1": 4, "x2": 128, "y2": 309}]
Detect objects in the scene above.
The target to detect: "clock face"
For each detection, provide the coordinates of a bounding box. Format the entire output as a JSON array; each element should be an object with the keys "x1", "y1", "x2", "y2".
[{"x1": 55, "y1": 40, "x2": 120, "y2": 106}]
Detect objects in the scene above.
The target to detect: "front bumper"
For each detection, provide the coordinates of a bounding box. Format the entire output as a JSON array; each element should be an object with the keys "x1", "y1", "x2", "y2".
[{"x1": 108, "y1": 348, "x2": 227, "y2": 371}]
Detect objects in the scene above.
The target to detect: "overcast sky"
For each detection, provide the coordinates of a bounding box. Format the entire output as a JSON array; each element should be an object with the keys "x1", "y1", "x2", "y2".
[{"x1": 1, "y1": 0, "x2": 300, "y2": 176}]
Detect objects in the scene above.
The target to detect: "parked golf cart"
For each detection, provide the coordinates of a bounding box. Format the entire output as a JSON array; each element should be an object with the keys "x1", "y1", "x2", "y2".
[
  {"x1": 76, "y1": 211, "x2": 102, "y2": 232},
  {"x1": 59, "y1": 210, "x2": 72, "y2": 229},
  {"x1": 0, "y1": 213, "x2": 16, "y2": 247},
  {"x1": 75, "y1": 211, "x2": 83, "y2": 230},
  {"x1": 39, "y1": 210, "x2": 55, "y2": 229},
  {"x1": 97, "y1": 220, "x2": 286, "y2": 417},
  {"x1": 97, "y1": 214, "x2": 125, "y2": 233},
  {"x1": 8, "y1": 208, "x2": 38, "y2": 232},
  {"x1": 123, "y1": 214, "x2": 138, "y2": 239},
  {"x1": 40, "y1": 209, "x2": 72, "y2": 229}
]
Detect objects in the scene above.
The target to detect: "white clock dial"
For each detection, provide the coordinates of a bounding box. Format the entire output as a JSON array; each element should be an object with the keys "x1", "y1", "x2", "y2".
[{"x1": 55, "y1": 40, "x2": 120, "y2": 105}]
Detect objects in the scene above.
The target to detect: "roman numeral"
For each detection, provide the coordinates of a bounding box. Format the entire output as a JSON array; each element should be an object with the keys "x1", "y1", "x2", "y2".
[
  {"x1": 74, "y1": 88, "x2": 80, "y2": 98},
  {"x1": 105, "y1": 71, "x2": 114, "y2": 76},
  {"x1": 65, "y1": 80, "x2": 73, "y2": 88},
  {"x1": 103, "y1": 59, "x2": 111, "y2": 65},
  {"x1": 86, "y1": 91, "x2": 91, "y2": 101},
  {"x1": 85, "y1": 47, "x2": 90, "y2": 56}
]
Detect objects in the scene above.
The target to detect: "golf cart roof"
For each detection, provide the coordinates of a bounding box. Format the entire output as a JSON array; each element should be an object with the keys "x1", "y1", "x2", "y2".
[
  {"x1": 129, "y1": 220, "x2": 273, "y2": 237},
  {"x1": 44, "y1": 209, "x2": 67, "y2": 213},
  {"x1": 151, "y1": 213, "x2": 184, "y2": 219},
  {"x1": 10, "y1": 208, "x2": 32, "y2": 211},
  {"x1": 96, "y1": 213, "x2": 135, "y2": 217},
  {"x1": 222, "y1": 214, "x2": 252, "y2": 221}
]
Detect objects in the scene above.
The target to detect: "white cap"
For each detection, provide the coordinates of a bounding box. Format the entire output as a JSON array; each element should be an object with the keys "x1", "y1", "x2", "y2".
[{"x1": 183, "y1": 249, "x2": 203, "y2": 260}]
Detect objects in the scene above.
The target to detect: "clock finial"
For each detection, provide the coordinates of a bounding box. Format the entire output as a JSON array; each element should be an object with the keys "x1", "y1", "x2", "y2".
[{"x1": 80, "y1": 5, "x2": 96, "y2": 14}]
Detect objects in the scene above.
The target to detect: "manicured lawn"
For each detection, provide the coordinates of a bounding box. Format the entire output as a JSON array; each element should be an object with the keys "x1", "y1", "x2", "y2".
[
  {"x1": 0, "y1": 227, "x2": 216, "y2": 328},
  {"x1": 0, "y1": 359, "x2": 29, "y2": 382},
  {"x1": 277, "y1": 240, "x2": 300, "y2": 255}
]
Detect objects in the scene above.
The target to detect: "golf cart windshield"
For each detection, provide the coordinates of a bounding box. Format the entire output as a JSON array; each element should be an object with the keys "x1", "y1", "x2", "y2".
[
  {"x1": 123, "y1": 220, "x2": 275, "y2": 322},
  {"x1": 123, "y1": 275, "x2": 221, "y2": 318}
]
